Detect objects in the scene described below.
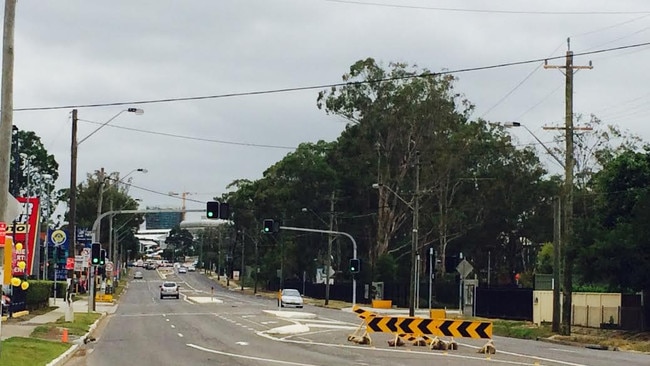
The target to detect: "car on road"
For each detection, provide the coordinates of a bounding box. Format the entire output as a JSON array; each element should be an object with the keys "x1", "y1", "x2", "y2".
[
  {"x1": 134, "y1": 271, "x2": 143, "y2": 279},
  {"x1": 160, "y1": 281, "x2": 180, "y2": 299},
  {"x1": 280, "y1": 288, "x2": 303, "y2": 308},
  {"x1": 187, "y1": 265, "x2": 196, "y2": 272},
  {"x1": 178, "y1": 266, "x2": 187, "y2": 274}
]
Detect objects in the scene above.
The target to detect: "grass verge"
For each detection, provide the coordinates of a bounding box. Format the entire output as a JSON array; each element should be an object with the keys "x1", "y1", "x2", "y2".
[
  {"x1": 491, "y1": 319, "x2": 553, "y2": 339},
  {"x1": 31, "y1": 312, "x2": 102, "y2": 340},
  {"x1": 0, "y1": 336, "x2": 71, "y2": 366}
]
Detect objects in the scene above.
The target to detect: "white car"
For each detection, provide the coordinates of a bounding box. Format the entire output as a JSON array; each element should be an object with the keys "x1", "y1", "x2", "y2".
[
  {"x1": 187, "y1": 265, "x2": 196, "y2": 272},
  {"x1": 134, "y1": 271, "x2": 143, "y2": 279},
  {"x1": 160, "y1": 282, "x2": 180, "y2": 299},
  {"x1": 280, "y1": 288, "x2": 304, "y2": 308},
  {"x1": 178, "y1": 267, "x2": 187, "y2": 274}
]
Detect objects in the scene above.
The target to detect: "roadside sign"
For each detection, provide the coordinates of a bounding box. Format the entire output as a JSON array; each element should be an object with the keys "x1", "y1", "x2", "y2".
[
  {"x1": 74, "y1": 255, "x2": 84, "y2": 271},
  {"x1": 0, "y1": 221, "x2": 6, "y2": 246},
  {"x1": 51, "y1": 229, "x2": 67, "y2": 246},
  {"x1": 106, "y1": 262, "x2": 114, "y2": 272},
  {"x1": 65, "y1": 257, "x2": 75, "y2": 270},
  {"x1": 456, "y1": 259, "x2": 473, "y2": 279}
]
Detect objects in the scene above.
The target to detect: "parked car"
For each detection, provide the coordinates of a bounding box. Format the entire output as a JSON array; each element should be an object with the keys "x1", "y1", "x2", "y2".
[
  {"x1": 160, "y1": 282, "x2": 180, "y2": 299},
  {"x1": 280, "y1": 288, "x2": 303, "y2": 308},
  {"x1": 134, "y1": 271, "x2": 143, "y2": 279},
  {"x1": 178, "y1": 266, "x2": 187, "y2": 274}
]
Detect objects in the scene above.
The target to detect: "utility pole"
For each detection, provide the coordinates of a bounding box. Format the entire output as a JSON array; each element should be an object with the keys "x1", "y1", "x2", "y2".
[
  {"x1": 552, "y1": 197, "x2": 561, "y2": 333},
  {"x1": 544, "y1": 38, "x2": 592, "y2": 336},
  {"x1": 240, "y1": 229, "x2": 245, "y2": 291},
  {"x1": 0, "y1": 2, "x2": 16, "y2": 355},
  {"x1": 409, "y1": 152, "x2": 420, "y2": 317},
  {"x1": 325, "y1": 190, "x2": 335, "y2": 306},
  {"x1": 66, "y1": 109, "x2": 78, "y2": 322}
]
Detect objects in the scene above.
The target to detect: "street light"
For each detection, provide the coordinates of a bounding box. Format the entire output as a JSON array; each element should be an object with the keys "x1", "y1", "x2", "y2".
[
  {"x1": 373, "y1": 158, "x2": 420, "y2": 318},
  {"x1": 301, "y1": 207, "x2": 335, "y2": 305},
  {"x1": 504, "y1": 122, "x2": 566, "y2": 168},
  {"x1": 168, "y1": 191, "x2": 195, "y2": 221},
  {"x1": 68, "y1": 108, "x2": 143, "y2": 321}
]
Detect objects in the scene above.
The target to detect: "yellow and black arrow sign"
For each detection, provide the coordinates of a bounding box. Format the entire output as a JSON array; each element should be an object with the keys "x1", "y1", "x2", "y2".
[
  {"x1": 366, "y1": 317, "x2": 492, "y2": 339},
  {"x1": 352, "y1": 306, "x2": 377, "y2": 320}
]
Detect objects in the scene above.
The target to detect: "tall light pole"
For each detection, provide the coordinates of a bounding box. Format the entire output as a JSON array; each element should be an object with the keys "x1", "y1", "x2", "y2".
[
  {"x1": 168, "y1": 191, "x2": 194, "y2": 222},
  {"x1": 504, "y1": 121, "x2": 591, "y2": 333},
  {"x1": 301, "y1": 205, "x2": 335, "y2": 305},
  {"x1": 372, "y1": 157, "x2": 420, "y2": 318},
  {"x1": 68, "y1": 107, "x2": 143, "y2": 320}
]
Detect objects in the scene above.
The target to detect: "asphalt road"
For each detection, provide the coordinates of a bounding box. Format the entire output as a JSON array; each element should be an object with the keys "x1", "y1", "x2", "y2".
[{"x1": 64, "y1": 268, "x2": 650, "y2": 366}]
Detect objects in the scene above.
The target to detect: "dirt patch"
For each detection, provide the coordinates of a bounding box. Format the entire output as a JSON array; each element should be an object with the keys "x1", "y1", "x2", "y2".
[{"x1": 552, "y1": 326, "x2": 650, "y2": 353}]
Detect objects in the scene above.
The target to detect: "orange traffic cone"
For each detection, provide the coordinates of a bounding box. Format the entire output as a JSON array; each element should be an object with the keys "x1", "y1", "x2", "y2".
[{"x1": 62, "y1": 328, "x2": 69, "y2": 343}]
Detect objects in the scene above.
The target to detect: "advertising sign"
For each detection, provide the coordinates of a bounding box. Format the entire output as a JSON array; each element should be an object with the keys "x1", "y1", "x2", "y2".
[{"x1": 10, "y1": 197, "x2": 40, "y2": 277}]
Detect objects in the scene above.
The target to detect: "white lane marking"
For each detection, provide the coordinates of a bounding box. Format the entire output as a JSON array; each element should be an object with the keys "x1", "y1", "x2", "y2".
[
  {"x1": 187, "y1": 343, "x2": 319, "y2": 366},
  {"x1": 182, "y1": 293, "x2": 193, "y2": 304},
  {"x1": 178, "y1": 333, "x2": 184, "y2": 338},
  {"x1": 166, "y1": 318, "x2": 170, "y2": 322},
  {"x1": 261, "y1": 321, "x2": 278, "y2": 325},
  {"x1": 549, "y1": 348, "x2": 579, "y2": 353},
  {"x1": 235, "y1": 341, "x2": 249, "y2": 346},
  {"x1": 171, "y1": 325, "x2": 176, "y2": 329},
  {"x1": 460, "y1": 342, "x2": 589, "y2": 366}
]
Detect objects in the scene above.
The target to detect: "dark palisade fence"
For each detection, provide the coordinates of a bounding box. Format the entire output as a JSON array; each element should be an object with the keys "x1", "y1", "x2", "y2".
[{"x1": 475, "y1": 287, "x2": 533, "y2": 321}]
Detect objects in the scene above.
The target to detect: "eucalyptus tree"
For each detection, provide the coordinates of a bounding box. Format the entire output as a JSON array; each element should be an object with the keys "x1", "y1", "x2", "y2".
[
  {"x1": 576, "y1": 149, "x2": 650, "y2": 293},
  {"x1": 10, "y1": 128, "x2": 59, "y2": 218}
]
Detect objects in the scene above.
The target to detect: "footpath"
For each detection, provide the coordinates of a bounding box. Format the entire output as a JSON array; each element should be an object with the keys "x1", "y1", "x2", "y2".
[{"x1": 1, "y1": 297, "x2": 118, "y2": 341}]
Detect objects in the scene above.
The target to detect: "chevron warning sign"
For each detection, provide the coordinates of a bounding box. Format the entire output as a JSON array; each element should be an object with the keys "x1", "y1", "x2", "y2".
[
  {"x1": 366, "y1": 316, "x2": 492, "y2": 339},
  {"x1": 352, "y1": 305, "x2": 377, "y2": 320}
]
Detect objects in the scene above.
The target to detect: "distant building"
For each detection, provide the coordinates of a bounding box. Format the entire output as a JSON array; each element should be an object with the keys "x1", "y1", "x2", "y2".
[{"x1": 144, "y1": 207, "x2": 182, "y2": 230}]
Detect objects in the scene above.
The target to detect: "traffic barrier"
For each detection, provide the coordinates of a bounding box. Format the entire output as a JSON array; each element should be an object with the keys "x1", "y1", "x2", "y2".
[
  {"x1": 61, "y1": 328, "x2": 68, "y2": 343},
  {"x1": 366, "y1": 316, "x2": 492, "y2": 339},
  {"x1": 429, "y1": 308, "x2": 446, "y2": 319},
  {"x1": 371, "y1": 299, "x2": 392, "y2": 309},
  {"x1": 95, "y1": 293, "x2": 113, "y2": 303}
]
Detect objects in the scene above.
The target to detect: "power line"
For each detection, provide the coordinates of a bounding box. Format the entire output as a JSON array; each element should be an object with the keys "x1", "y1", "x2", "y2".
[
  {"x1": 12, "y1": 41, "x2": 650, "y2": 113},
  {"x1": 323, "y1": 0, "x2": 650, "y2": 15},
  {"x1": 78, "y1": 118, "x2": 297, "y2": 150}
]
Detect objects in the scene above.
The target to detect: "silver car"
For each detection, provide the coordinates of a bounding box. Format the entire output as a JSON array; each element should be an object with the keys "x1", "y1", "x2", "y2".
[
  {"x1": 134, "y1": 271, "x2": 143, "y2": 279},
  {"x1": 160, "y1": 281, "x2": 180, "y2": 299},
  {"x1": 280, "y1": 288, "x2": 303, "y2": 308}
]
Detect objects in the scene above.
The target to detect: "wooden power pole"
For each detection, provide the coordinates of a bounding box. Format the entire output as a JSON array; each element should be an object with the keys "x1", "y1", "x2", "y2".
[{"x1": 544, "y1": 38, "x2": 592, "y2": 335}]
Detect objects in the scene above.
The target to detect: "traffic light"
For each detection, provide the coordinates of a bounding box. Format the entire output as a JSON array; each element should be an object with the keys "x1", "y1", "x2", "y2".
[
  {"x1": 207, "y1": 201, "x2": 231, "y2": 219},
  {"x1": 100, "y1": 249, "x2": 106, "y2": 266},
  {"x1": 349, "y1": 258, "x2": 360, "y2": 273},
  {"x1": 206, "y1": 201, "x2": 219, "y2": 219},
  {"x1": 262, "y1": 219, "x2": 274, "y2": 233},
  {"x1": 91, "y1": 243, "x2": 101, "y2": 265}
]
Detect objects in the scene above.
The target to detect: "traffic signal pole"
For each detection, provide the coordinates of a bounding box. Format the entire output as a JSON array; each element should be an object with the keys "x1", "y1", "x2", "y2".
[{"x1": 277, "y1": 225, "x2": 358, "y2": 308}]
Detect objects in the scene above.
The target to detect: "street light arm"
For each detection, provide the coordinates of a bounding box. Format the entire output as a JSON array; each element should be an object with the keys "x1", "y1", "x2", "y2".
[
  {"x1": 301, "y1": 207, "x2": 329, "y2": 227},
  {"x1": 78, "y1": 108, "x2": 144, "y2": 145},
  {"x1": 505, "y1": 122, "x2": 565, "y2": 169},
  {"x1": 373, "y1": 183, "x2": 413, "y2": 210}
]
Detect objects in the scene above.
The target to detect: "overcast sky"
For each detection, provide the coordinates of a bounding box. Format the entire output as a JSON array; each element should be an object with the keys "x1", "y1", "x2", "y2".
[{"x1": 10, "y1": 0, "x2": 650, "y2": 223}]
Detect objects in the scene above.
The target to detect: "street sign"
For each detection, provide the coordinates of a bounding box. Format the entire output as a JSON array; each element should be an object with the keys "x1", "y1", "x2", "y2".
[
  {"x1": 74, "y1": 255, "x2": 84, "y2": 271},
  {"x1": 456, "y1": 259, "x2": 473, "y2": 279},
  {"x1": 106, "y1": 262, "x2": 114, "y2": 272},
  {"x1": 66, "y1": 257, "x2": 75, "y2": 270},
  {"x1": 51, "y1": 229, "x2": 67, "y2": 246}
]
